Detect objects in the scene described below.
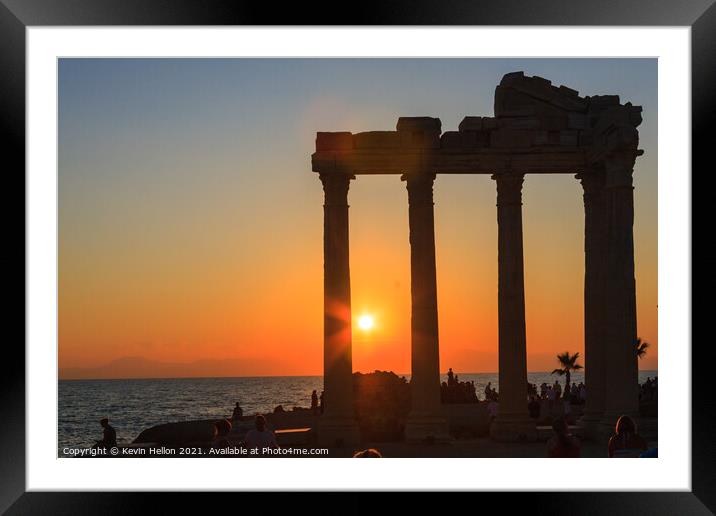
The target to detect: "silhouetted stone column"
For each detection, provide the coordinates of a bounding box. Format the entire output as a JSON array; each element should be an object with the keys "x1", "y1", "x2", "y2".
[
  {"x1": 490, "y1": 173, "x2": 537, "y2": 442},
  {"x1": 577, "y1": 168, "x2": 608, "y2": 436},
  {"x1": 318, "y1": 172, "x2": 359, "y2": 446},
  {"x1": 601, "y1": 158, "x2": 640, "y2": 428},
  {"x1": 403, "y1": 172, "x2": 449, "y2": 442}
]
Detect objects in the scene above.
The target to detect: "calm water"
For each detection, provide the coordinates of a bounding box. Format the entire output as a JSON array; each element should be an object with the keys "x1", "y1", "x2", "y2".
[{"x1": 59, "y1": 371, "x2": 657, "y2": 450}]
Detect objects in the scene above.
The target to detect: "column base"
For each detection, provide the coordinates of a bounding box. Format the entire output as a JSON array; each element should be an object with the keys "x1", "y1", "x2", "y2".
[
  {"x1": 489, "y1": 415, "x2": 538, "y2": 442},
  {"x1": 317, "y1": 415, "x2": 361, "y2": 448},
  {"x1": 404, "y1": 413, "x2": 451, "y2": 443}
]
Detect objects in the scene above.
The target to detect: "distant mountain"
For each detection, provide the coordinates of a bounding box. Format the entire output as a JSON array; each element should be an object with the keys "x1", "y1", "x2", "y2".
[{"x1": 59, "y1": 356, "x2": 290, "y2": 380}]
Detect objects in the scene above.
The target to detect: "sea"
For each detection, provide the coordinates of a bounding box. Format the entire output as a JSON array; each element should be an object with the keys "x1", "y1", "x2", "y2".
[{"x1": 58, "y1": 370, "x2": 657, "y2": 451}]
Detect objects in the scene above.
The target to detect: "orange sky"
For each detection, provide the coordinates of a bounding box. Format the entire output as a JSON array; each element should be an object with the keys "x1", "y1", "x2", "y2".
[{"x1": 58, "y1": 58, "x2": 657, "y2": 378}]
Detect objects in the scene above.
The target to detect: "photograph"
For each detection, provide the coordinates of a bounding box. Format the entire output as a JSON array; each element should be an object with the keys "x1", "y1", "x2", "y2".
[{"x1": 57, "y1": 57, "x2": 658, "y2": 460}]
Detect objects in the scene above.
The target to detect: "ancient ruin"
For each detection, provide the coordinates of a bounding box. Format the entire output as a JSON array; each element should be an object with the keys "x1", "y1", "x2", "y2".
[{"x1": 311, "y1": 72, "x2": 643, "y2": 444}]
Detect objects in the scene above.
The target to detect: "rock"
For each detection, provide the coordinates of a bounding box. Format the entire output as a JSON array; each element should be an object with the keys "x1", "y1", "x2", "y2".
[
  {"x1": 353, "y1": 370, "x2": 410, "y2": 442},
  {"x1": 133, "y1": 420, "x2": 217, "y2": 446}
]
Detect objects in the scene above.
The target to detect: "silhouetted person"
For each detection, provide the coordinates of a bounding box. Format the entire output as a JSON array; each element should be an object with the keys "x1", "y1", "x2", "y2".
[
  {"x1": 487, "y1": 398, "x2": 499, "y2": 422},
  {"x1": 243, "y1": 414, "x2": 278, "y2": 450},
  {"x1": 311, "y1": 390, "x2": 319, "y2": 413},
  {"x1": 319, "y1": 391, "x2": 325, "y2": 414},
  {"x1": 97, "y1": 418, "x2": 117, "y2": 448},
  {"x1": 528, "y1": 396, "x2": 541, "y2": 419},
  {"x1": 447, "y1": 368, "x2": 455, "y2": 386},
  {"x1": 231, "y1": 402, "x2": 243, "y2": 421},
  {"x1": 485, "y1": 382, "x2": 493, "y2": 401},
  {"x1": 547, "y1": 417, "x2": 580, "y2": 458},
  {"x1": 353, "y1": 448, "x2": 382, "y2": 458},
  {"x1": 540, "y1": 382, "x2": 548, "y2": 399},
  {"x1": 213, "y1": 418, "x2": 232, "y2": 448},
  {"x1": 608, "y1": 415, "x2": 648, "y2": 458}
]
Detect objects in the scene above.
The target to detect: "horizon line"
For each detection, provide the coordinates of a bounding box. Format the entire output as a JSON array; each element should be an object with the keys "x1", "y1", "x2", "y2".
[{"x1": 59, "y1": 369, "x2": 659, "y2": 382}]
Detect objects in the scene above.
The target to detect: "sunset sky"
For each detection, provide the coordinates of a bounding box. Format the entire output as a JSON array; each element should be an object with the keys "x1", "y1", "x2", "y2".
[{"x1": 58, "y1": 58, "x2": 657, "y2": 378}]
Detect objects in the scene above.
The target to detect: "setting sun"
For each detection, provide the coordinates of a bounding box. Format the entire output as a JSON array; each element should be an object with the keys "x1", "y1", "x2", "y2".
[{"x1": 357, "y1": 314, "x2": 375, "y2": 331}]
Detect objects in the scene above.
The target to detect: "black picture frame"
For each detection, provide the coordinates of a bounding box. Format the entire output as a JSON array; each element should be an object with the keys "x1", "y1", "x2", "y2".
[{"x1": 3, "y1": 1, "x2": 709, "y2": 513}]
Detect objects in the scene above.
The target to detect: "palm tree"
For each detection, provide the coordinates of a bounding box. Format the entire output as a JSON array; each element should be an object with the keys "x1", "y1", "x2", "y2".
[
  {"x1": 551, "y1": 351, "x2": 583, "y2": 391},
  {"x1": 636, "y1": 337, "x2": 650, "y2": 359}
]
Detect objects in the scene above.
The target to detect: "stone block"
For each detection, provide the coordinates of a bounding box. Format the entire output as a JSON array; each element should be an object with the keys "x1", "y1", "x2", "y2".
[
  {"x1": 396, "y1": 117, "x2": 441, "y2": 149},
  {"x1": 628, "y1": 105, "x2": 643, "y2": 127},
  {"x1": 540, "y1": 115, "x2": 568, "y2": 131},
  {"x1": 483, "y1": 117, "x2": 498, "y2": 130},
  {"x1": 316, "y1": 132, "x2": 353, "y2": 151},
  {"x1": 500, "y1": 71, "x2": 525, "y2": 84},
  {"x1": 559, "y1": 130, "x2": 579, "y2": 146},
  {"x1": 533, "y1": 131, "x2": 549, "y2": 146},
  {"x1": 353, "y1": 131, "x2": 401, "y2": 149},
  {"x1": 440, "y1": 131, "x2": 463, "y2": 149},
  {"x1": 568, "y1": 112, "x2": 589, "y2": 129},
  {"x1": 546, "y1": 91, "x2": 589, "y2": 113},
  {"x1": 559, "y1": 84, "x2": 580, "y2": 97},
  {"x1": 396, "y1": 116, "x2": 442, "y2": 133},
  {"x1": 458, "y1": 116, "x2": 484, "y2": 132},
  {"x1": 455, "y1": 130, "x2": 490, "y2": 149},
  {"x1": 590, "y1": 94, "x2": 620, "y2": 106},
  {"x1": 490, "y1": 128, "x2": 534, "y2": 148},
  {"x1": 578, "y1": 131, "x2": 593, "y2": 146},
  {"x1": 497, "y1": 117, "x2": 540, "y2": 129}
]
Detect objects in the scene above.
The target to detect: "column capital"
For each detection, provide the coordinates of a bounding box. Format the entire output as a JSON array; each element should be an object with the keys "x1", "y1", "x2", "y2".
[
  {"x1": 492, "y1": 172, "x2": 525, "y2": 206},
  {"x1": 320, "y1": 173, "x2": 354, "y2": 206},
  {"x1": 402, "y1": 172, "x2": 436, "y2": 205},
  {"x1": 604, "y1": 154, "x2": 636, "y2": 189},
  {"x1": 576, "y1": 168, "x2": 607, "y2": 202}
]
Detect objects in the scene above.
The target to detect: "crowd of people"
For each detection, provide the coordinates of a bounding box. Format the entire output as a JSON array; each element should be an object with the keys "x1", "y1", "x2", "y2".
[
  {"x1": 440, "y1": 369, "x2": 590, "y2": 406},
  {"x1": 91, "y1": 375, "x2": 657, "y2": 459},
  {"x1": 441, "y1": 368, "x2": 479, "y2": 403},
  {"x1": 546, "y1": 414, "x2": 655, "y2": 458},
  {"x1": 537, "y1": 380, "x2": 587, "y2": 405},
  {"x1": 310, "y1": 389, "x2": 325, "y2": 414},
  {"x1": 639, "y1": 376, "x2": 658, "y2": 402},
  {"x1": 210, "y1": 413, "x2": 279, "y2": 450},
  {"x1": 357, "y1": 413, "x2": 656, "y2": 459}
]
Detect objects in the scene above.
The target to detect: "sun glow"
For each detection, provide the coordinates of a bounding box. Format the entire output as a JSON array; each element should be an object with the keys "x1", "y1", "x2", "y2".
[{"x1": 357, "y1": 314, "x2": 375, "y2": 331}]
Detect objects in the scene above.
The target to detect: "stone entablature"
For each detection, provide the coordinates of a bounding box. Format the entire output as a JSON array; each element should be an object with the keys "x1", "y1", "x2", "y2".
[{"x1": 312, "y1": 72, "x2": 642, "y2": 175}]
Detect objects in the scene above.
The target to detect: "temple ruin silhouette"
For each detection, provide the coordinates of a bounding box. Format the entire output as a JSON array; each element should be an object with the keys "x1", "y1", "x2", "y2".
[{"x1": 311, "y1": 72, "x2": 643, "y2": 445}]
